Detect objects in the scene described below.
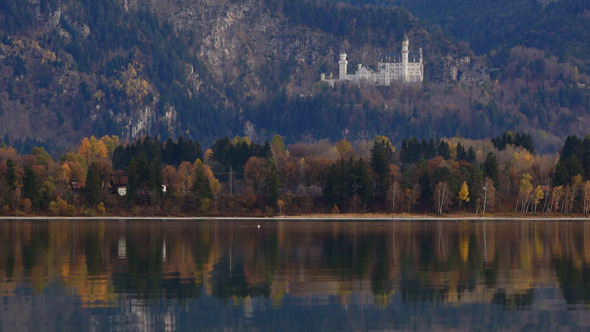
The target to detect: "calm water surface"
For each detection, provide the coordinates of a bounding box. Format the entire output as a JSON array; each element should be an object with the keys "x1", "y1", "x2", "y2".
[{"x1": 1, "y1": 219, "x2": 590, "y2": 331}]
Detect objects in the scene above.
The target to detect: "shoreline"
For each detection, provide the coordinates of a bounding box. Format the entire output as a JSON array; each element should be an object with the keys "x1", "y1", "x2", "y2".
[{"x1": 0, "y1": 213, "x2": 590, "y2": 221}]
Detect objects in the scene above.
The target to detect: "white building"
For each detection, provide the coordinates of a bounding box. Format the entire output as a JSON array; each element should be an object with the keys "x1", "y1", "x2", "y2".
[{"x1": 321, "y1": 34, "x2": 423, "y2": 86}]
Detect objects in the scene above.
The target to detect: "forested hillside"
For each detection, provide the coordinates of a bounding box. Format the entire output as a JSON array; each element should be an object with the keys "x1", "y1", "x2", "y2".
[{"x1": 0, "y1": 0, "x2": 589, "y2": 154}]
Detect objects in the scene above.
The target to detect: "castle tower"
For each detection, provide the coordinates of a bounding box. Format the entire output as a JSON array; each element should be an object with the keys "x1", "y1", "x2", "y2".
[
  {"x1": 419, "y1": 48, "x2": 423, "y2": 65},
  {"x1": 401, "y1": 33, "x2": 409, "y2": 82},
  {"x1": 339, "y1": 52, "x2": 348, "y2": 80}
]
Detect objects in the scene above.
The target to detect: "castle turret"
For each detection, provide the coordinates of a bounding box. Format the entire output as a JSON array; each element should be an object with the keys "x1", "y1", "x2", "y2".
[
  {"x1": 339, "y1": 52, "x2": 348, "y2": 80},
  {"x1": 401, "y1": 33, "x2": 409, "y2": 82},
  {"x1": 419, "y1": 48, "x2": 423, "y2": 65}
]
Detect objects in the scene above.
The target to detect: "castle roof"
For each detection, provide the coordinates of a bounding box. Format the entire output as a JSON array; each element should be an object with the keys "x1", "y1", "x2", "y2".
[{"x1": 379, "y1": 52, "x2": 421, "y2": 63}]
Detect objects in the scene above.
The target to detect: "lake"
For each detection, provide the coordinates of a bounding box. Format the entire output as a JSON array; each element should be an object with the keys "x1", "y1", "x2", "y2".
[{"x1": 0, "y1": 219, "x2": 589, "y2": 331}]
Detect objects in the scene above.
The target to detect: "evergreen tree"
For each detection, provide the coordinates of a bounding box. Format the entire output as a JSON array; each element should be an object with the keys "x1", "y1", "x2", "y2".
[
  {"x1": 5, "y1": 159, "x2": 16, "y2": 190},
  {"x1": 127, "y1": 157, "x2": 139, "y2": 204},
  {"x1": 438, "y1": 140, "x2": 451, "y2": 159},
  {"x1": 22, "y1": 166, "x2": 40, "y2": 209},
  {"x1": 85, "y1": 162, "x2": 102, "y2": 207},
  {"x1": 483, "y1": 152, "x2": 499, "y2": 187},
  {"x1": 370, "y1": 139, "x2": 392, "y2": 203},
  {"x1": 149, "y1": 160, "x2": 163, "y2": 195},
  {"x1": 418, "y1": 161, "x2": 433, "y2": 211},
  {"x1": 355, "y1": 158, "x2": 374, "y2": 208},
  {"x1": 136, "y1": 151, "x2": 151, "y2": 186},
  {"x1": 466, "y1": 147, "x2": 476, "y2": 163},
  {"x1": 456, "y1": 143, "x2": 467, "y2": 161}
]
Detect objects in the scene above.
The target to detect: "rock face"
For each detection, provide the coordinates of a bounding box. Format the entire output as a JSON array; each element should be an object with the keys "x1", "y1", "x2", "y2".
[
  {"x1": 444, "y1": 56, "x2": 490, "y2": 86},
  {"x1": 156, "y1": 0, "x2": 336, "y2": 99}
]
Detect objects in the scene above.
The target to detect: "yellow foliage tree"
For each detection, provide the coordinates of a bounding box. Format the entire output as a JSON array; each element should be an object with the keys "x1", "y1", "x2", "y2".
[
  {"x1": 99, "y1": 135, "x2": 120, "y2": 157},
  {"x1": 518, "y1": 173, "x2": 533, "y2": 213},
  {"x1": 335, "y1": 139, "x2": 353, "y2": 158},
  {"x1": 532, "y1": 185, "x2": 544, "y2": 213},
  {"x1": 193, "y1": 159, "x2": 219, "y2": 195},
  {"x1": 458, "y1": 181, "x2": 470, "y2": 206},
  {"x1": 78, "y1": 136, "x2": 108, "y2": 164}
]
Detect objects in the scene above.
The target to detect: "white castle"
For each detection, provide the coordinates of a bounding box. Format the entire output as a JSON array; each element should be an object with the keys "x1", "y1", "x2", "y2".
[{"x1": 321, "y1": 34, "x2": 423, "y2": 86}]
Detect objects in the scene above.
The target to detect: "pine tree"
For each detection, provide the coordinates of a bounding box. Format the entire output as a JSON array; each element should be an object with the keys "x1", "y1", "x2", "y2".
[
  {"x1": 22, "y1": 167, "x2": 40, "y2": 209},
  {"x1": 419, "y1": 169, "x2": 433, "y2": 212},
  {"x1": 85, "y1": 162, "x2": 102, "y2": 207},
  {"x1": 370, "y1": 138, "x2": 393, "y2": 203},
  {"x1": 127, "y1": 157, "x2": 139, "y2": 204},
  {"x1": 5, "y1": 159, "x2": 16, "y2": 190},
  {"x1": 356, "y1": 158, "x2": 374, "y2": 208},
  {"x1": 149, "y1": 160, "x2": 163, "y2": 196},
  {"x1": 483, "y1": 152, "x2": 499, "y2": 187}
]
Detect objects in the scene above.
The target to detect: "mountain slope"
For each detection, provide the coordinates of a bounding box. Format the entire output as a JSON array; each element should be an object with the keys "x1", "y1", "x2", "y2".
[{"x1": 0, "y1": 0, "x2": 588, "y2": 153}]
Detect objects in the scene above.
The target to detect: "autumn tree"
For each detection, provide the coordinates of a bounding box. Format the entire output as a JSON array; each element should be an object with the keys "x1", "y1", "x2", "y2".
[
  {"x1": 32, "y1": 147, "x2": 52, "y2": 167},
  {"x1": 583, "y1": 180, "x2": 590, "y2": 215},
  {"x1": 78, "y1": 136, "x2": 108, "y2": 165},
  {"x1": 266, "y1": 158, "x2": 280, "y2": 207},
  {"x1": 481, "y1": 177, "x2": 496, "y2": 213},
  {"x1": 162, "y1": 165, "x2": 178, "y2": 196},
  {"x1": 244, "y1": 157, "x2": 267, "y2": 194},
  {"x1": 434, "y1": 182, "x2": 451, "y2": 214},
  {"x1": 271, "y1": 134, "x2": 287, "y2": 157},
  {"x1": 532, "y1": 185, "x2": 544, "y2": 213},
  {"x1": 458, "y1": 181, "x2": 470, "y2": 207},
  {"x1": 177, "y1": 161, "x2": 194, "y2": 195},
  {"x1": 517, "y1": 173, "x2": 533, "y2": 213},
  {"x1": 193, "y1": 159, "x2": 212, "y2": 212},
  {"x1": 335, "y1": 139, "x2": 353, "y2": 159},
  {"x1": 99, "y1": 135, "x2": 120, "y2": 157}
]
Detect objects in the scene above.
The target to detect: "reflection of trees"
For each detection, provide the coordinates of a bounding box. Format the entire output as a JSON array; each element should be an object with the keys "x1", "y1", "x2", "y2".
[
  {"x1": 5, "y1": 220, "x2": 590, "y2": 309},
  {"x1": 113, "y1": 233, "x2": 165, "y2": 298},
  {"x1": 370, "y1": 236, "x2": 392, "y2": 297},
  {"x1": 554, "y1": 259, "x2": 590, "y2": 306},
  {"x1": 491, "y1": 289, "x2": 534, "y2": 309},
  {"x1": 0, "y1": 231, "x2": 16, "y2": 279},
  {"x1": 400, "y1": 254, "x2": 448, "y2": 303},
  {"x1": 22, "y1": 226, "x2": 49, "y2": 272},
  {"x1": 211, "y1": 255, "x2": 270, "y2": 299},
  {"x1": 483, "y1": 250, "x2": 500, "y2": 289},
  {"x1": 113, "y1": 230, "x2": 205, "y2": 300},
  {"x1": 83, "y1": 224, "x2": 103, "y2": 275},
  {"x1": 254, "y1": 228, "x2": 279, "y2": 285},
  {"x1": 323, "y1": 233, "x2": 373, "y2": 280}
]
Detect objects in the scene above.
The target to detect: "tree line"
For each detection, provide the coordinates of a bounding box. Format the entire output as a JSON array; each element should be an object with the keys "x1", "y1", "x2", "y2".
[{"x1": 0, "y1": 132, "x2": 590, "y2": 216}]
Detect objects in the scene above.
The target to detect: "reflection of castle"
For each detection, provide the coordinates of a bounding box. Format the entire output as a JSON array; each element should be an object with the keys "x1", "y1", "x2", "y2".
[{"x1": 321, "y1": 34, "x2": 423, "y2": 86}]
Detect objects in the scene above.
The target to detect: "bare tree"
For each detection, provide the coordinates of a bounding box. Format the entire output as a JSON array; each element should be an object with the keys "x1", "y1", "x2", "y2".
[
  {"x1": 583, "y1": 180, "x2": 590, "y2": 215},
  {"x1": 434, "y1": 182, "x2": 451, "y2": 214},
  {"x1": 481, "y1": 177, "x2": 496, "y2": 214},
  {"x1": 387, "y1": 181, "x2": 401, "y2": 213}
]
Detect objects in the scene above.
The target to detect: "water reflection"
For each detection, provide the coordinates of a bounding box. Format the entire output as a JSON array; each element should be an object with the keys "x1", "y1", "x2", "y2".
[{"x1": 1, "y1": 220, "x2": 590, "y2": 330}]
